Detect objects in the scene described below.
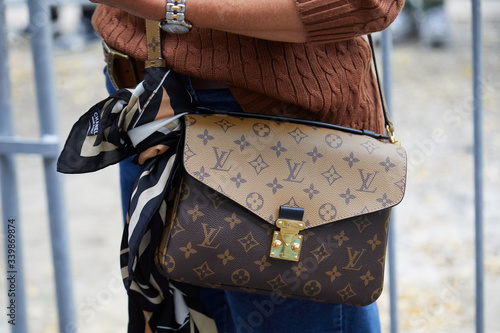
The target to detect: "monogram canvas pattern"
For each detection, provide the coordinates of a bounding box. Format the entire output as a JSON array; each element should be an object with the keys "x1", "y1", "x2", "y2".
[
  {"x1": 157, "y1": 114, "x2": 407, "y2": 305},
  {"x1": 158, "y1": 175, "x2": 392, "y2": 305},
  {"x1": 183, "y1": 114, "x2": 406, "y2": 228}
]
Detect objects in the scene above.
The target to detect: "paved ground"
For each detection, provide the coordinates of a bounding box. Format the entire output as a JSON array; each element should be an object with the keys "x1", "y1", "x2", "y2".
[{"x1": 1, "y1": 1, "x2": 500, "y2": 332}]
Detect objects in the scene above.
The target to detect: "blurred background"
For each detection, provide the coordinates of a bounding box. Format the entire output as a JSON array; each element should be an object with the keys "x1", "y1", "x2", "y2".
[{"x1": 0, "y1": 0, "x2": 499, "y2": 332}]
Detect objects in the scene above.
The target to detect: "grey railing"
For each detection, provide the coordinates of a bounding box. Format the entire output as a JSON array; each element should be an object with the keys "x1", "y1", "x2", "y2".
[
  {"x1": 1, "y1": 0, "x2": 76, "y2": 332},
  {"x1": 471, "y1": 0, "x2": 484, "y2": 332},
  {"x1": 0, "y1": 0, "x2": 486, "y2": 332},
  {"x1": 380, "y1": 28, "x2": 399, "y2": 333}
]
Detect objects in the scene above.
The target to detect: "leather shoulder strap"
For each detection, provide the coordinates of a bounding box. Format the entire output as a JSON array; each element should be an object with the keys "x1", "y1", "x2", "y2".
[
  {"x1": 368, "y1": 34, "x2": 396, "y2": 141},
  {"x1": 145, "y1": 19, "x2": 166, "y2": 68},
  {"x1": 144, "y1": 20, "x2": 396, "y2": 141}
]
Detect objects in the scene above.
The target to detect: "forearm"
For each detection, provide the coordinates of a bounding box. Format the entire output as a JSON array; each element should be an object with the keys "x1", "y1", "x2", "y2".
[
  {"x1": 188, "y1": 0, "x2": 306, "y2": 42},
  {"x1": 89, "y1": 0, "x2": 307, "y2": 42}
]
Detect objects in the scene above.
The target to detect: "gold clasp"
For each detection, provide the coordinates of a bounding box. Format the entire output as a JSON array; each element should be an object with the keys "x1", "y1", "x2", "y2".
[
  {"x1": 270, "y1": 219, "x2": 305, "y2": 261},
  {"x1": 386, "y1": 125, "x2": 400, "y2": 145}
]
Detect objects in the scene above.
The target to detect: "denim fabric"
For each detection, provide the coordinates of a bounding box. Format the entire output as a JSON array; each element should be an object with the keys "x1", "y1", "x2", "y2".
[
  {"x1": 107, "y1": 70, "x2": 381, "y2": 333},
  {"x1": 199, "y1": 288, "x2": 380, "y2": 333},
  {"x1": 192, "y1": 89, "x2": 244, "y2": 113}
]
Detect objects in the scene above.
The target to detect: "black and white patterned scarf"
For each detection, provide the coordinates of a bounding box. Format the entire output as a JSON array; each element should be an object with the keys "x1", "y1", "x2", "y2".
[{"x1": 58, "y1": 67, "x2": 217, "y2": 333}]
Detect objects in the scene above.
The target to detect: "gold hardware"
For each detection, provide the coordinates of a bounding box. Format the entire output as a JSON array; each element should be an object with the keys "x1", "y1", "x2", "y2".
[
  {"x1": 386, "y1": 125, "x2": 400, "y2": 145},
  {"x1": 103, "y1": 41, "x2": 139, "y2": 90},
  {"x1": 269, "y1": 219, "x2": 305, "y2": 261},
  {"x1": 272, "y1": 240, "x2": 283, "y2": 248}
]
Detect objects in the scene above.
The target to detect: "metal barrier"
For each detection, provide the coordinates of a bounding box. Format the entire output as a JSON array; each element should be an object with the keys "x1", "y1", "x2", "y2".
[
  {"x1": 380, "y1": 29, "x2": 399, "y2": 333},
  {"x1": 0, "y1": 0, "x2": 486, "y2": 332},
  {"x1": 380, "y1": 2, "x2": 485, "y2": 332},
  {"x1": 471, "y1": 0, "x2": 484, "y2": 332},
  {"x1": 0, "y1": 0, "x2": 76, "y2": 332}
]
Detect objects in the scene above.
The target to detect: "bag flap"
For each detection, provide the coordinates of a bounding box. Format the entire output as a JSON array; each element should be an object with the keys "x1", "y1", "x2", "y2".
[{"x1": 183, "y1": 114, "x2": 406, "y2": 228}]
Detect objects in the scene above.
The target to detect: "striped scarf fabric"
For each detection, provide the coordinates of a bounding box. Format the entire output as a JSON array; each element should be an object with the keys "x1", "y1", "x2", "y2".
[{"x1": 58, "y1": 67, "x2": 217, "y2": 333}]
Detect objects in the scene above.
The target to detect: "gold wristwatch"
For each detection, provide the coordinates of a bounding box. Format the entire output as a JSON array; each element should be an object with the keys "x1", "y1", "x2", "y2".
[{"x1": 160, "y1": 0, "x2": 193, "y2": 34}]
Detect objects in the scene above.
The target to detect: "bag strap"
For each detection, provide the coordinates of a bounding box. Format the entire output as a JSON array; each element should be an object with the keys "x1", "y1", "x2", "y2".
[
  {"x1": 145, "y1": 19, "x2": 167, "y2": 68},
  {"x1": 144, "y1": 20, "x2": 397, "y2": 143},
  {"x1": 367, "y1": 34, "x2": 396, "y2": 143}
]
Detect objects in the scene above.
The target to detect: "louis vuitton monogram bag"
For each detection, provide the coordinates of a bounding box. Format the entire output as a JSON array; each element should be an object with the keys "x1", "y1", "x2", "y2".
[{"x1": 156, "y1": 112, "x2": 406, "y2": 306}]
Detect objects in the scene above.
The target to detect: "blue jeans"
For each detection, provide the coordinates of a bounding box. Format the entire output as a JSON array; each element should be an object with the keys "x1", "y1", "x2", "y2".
[
  {"x1": 108, "y1": 71, "x2": 381, "y2": 333},
  {"x1": 199, "y1": 288, "x2": 380, "y2": 333}
]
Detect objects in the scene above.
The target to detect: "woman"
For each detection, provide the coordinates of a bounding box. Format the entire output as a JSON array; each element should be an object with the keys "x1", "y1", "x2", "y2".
[{"x1": 89, "y1": 0, "x2": 403, "y2": 331}]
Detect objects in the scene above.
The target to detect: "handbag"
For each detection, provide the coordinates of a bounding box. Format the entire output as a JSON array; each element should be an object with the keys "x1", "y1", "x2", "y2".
[
  {"x1": 156, "y1": 110, "x2": 405, "y2": 305},
  {"x1": 154, "y1": 35, "x2": 406, "y2": 305},
  {"x1": 57, "y1": 19, "x2": 406, "y2": 331}
]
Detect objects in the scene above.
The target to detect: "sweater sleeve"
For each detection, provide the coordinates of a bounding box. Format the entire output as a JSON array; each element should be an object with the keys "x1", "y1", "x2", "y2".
[{"x1": 294, "y1": 0, "x2": 404, "y2": 43}]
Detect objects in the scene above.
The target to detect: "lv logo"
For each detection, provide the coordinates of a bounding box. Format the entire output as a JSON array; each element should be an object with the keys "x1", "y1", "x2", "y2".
[
  {"x1": 211, "y1": 147, "x2": 233, "y2": 171},
  {"x1": 198, "y1": 224, "x2": 224, "y2": 249},
  {"x1": 284, "y1": 159, "x2": 306, "y2": 183},
  {"x1": 342, "y1": 247, "x2": 367, "y2": 271},
  {"x1": 356, "y1": 169, "x2": 379, "y2": 193}
]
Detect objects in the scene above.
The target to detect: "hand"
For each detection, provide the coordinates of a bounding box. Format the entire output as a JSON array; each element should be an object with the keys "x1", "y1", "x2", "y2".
[{"x1": 89, "y1": 0, "x2": 306, "y2": 43}]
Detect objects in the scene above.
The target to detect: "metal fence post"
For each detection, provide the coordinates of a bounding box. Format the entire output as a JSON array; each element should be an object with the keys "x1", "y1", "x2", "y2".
[
  {"x1": 25, "y1": 0, "x2": 77, "y2": 331},
  {"x1": 471, "y1": 0, "x2": 484, "y2": 332},
  {"x1": 0, "y1": 0, "x2": 78, "y2": 331},
  {"x1": 0, "y1": 1, "x2": 29, "y2": 332},
  {"x1": 380, "y1": 28, "x2": 398, "y2": 333}
]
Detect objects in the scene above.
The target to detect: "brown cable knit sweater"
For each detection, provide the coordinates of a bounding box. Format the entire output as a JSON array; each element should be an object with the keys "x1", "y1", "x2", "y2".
[{"x1": 92, "y1": 0, "x2": 403, "y2": 133}]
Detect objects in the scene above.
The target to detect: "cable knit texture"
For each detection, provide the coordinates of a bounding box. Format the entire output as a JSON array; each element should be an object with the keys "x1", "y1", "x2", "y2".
[{"x1": 92, "y1": 0, "x2": 403, "y2": 133}]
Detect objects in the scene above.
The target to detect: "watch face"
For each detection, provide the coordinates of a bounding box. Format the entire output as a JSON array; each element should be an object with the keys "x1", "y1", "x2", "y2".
[{"x1": 161, "y1": 24, "x2": 190, "y2": 34}]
